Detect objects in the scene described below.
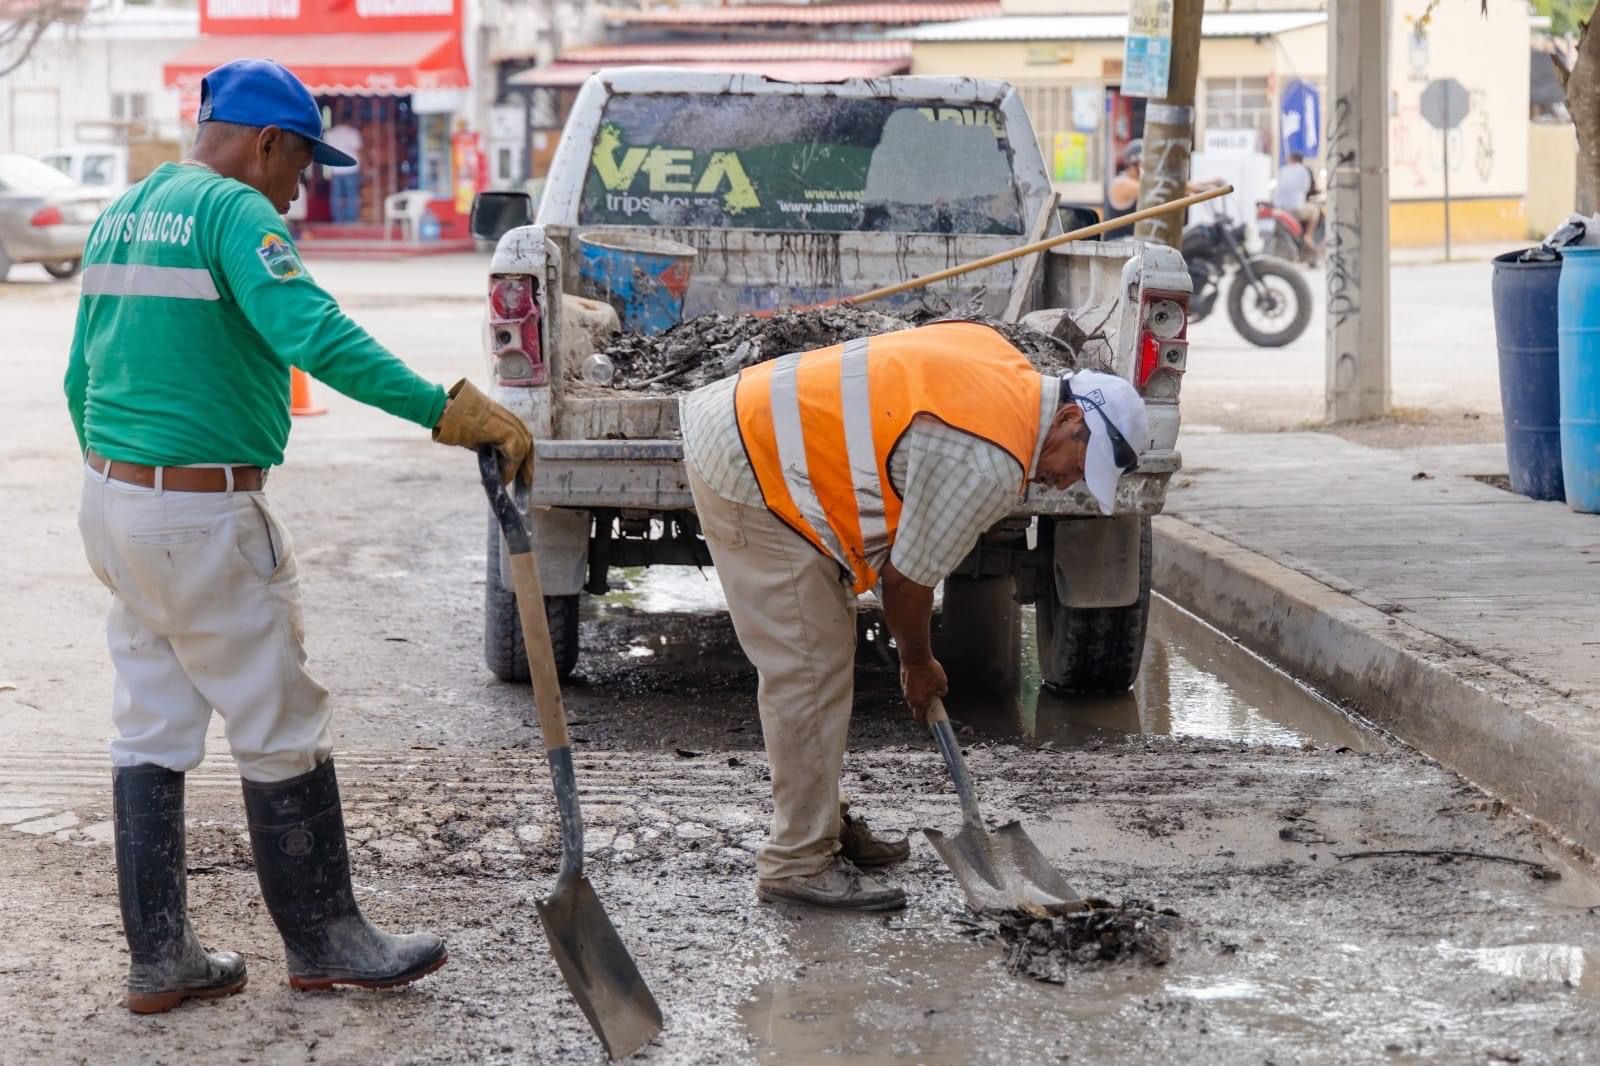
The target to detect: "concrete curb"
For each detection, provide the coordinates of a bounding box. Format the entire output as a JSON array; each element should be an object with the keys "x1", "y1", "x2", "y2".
[{"x1": 1152, "y1": 515, "x2": 1600, "y2": 856}]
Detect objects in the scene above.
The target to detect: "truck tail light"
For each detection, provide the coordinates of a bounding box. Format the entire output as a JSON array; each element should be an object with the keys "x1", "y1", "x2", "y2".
[
  {"x1": 488, "y1": 274, "x2": 546, "y2": 386},
  {"x1": 1137, "y1": 290, "x2": 1188, "y2": 396},
  {"x1": 30, "y1": 205, "x2": 63, "y2": 227}
]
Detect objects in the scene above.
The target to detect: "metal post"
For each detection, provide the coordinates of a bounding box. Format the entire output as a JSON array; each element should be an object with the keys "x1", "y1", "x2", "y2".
[
  {"x1": 1441, "y1": 92, "x2": 1452, "y2": 262},
  {"x1": 1325, "y1": 0, "x2": 1392, "y2": 423}
]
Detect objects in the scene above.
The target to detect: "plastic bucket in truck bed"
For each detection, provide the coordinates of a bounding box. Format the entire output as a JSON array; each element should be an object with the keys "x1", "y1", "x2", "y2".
[
  {"x1": 1491, "y1": 250, "x2": 1565, "y2": 501},
  {"x1": 1558, "y1": 245, "x2": 1600, "y2": 512},
  {"x1": 577, "y1": 230, "x2": 698, "y2": 336}
]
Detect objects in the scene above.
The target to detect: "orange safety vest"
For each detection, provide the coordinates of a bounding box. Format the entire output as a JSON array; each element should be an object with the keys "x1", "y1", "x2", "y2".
[{"x1": 734, "y1": 321, "x2": 1044, "y2": 593}]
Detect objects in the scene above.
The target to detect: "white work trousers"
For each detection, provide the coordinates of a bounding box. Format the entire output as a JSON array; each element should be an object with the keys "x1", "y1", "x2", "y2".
[
  {"x1": 687, "y1": 466, "x2": 857, "y2": 881},
  {"x1": 77, "y1": 465, "x2": 333, "y2": 782}
]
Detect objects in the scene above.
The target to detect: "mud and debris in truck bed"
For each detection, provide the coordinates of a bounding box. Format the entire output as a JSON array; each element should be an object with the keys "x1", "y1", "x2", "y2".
[{"x1": 595, "y1": 297, "x2": 1109, "y2": 393}]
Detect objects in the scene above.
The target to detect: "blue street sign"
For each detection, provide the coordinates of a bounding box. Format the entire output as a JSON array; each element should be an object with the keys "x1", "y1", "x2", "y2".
[{"x1": 1280, "y1": 79, "x2": 1322, "y2": 162}]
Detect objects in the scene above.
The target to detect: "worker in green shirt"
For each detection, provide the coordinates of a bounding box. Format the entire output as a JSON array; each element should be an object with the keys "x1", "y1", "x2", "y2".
[{"x1": 63, "y1": 59, "x2": 530, "y2": 1014}]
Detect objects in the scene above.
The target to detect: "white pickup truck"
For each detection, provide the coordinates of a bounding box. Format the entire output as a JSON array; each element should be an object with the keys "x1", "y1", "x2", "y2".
[{"x1": 470, "y1": 69, "x2": 1191, "y2": 694}]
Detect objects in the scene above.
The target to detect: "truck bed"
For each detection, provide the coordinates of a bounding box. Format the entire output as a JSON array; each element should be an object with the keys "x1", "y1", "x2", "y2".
[{"x1": 546, "y1": 231, "x2": 1136, "y2": 442}]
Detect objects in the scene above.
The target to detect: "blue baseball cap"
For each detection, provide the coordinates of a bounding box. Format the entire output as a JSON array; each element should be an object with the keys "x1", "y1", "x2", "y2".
[{"x1": 198, "y1": 59, "x2": 357, "y2": 168}]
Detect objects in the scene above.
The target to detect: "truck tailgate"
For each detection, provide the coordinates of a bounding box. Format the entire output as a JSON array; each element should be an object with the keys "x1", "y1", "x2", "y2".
[{"x1": 526, "y1": 439, "x2": 1179, "y2": 516}]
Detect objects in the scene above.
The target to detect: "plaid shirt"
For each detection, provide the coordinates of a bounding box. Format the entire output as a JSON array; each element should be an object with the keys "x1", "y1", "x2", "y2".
[{"x1": 681, "y1": 373, "x2": 1055, "y2": 587}]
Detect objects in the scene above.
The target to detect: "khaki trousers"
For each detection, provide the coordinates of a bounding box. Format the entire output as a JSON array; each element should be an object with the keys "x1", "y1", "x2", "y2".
[
  {"x1": 77, "y1": 465, "x2": 333, "y2": 782},
  {"x1": 687, "y1": 466, "x2": 857, "y2": 880}
]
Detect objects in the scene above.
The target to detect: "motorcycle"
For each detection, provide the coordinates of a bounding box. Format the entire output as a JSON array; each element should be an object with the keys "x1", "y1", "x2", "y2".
[
  {"x1": 1181, "y1": 204, "x2": 1312, "y2": 348},
  {"x1": 1256, "y1": 197, "x2": 1327, "y2": 265}
]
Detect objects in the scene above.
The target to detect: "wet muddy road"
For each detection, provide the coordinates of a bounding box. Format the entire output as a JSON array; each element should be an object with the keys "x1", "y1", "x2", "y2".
[{"x1": 4, "y1": 282, "x2": 1598, "y2": 1064}]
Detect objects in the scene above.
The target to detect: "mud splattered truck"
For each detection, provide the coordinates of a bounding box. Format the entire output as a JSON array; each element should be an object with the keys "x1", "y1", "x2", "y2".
[{"x1": 470, "y1": 70, "x2": 1192, "y2": 693}]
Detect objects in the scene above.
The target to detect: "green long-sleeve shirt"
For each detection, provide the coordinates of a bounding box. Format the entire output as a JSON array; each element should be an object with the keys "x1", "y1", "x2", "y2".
[{"x1": 64, "y1": 162, "x2": 447, "y2": 468}]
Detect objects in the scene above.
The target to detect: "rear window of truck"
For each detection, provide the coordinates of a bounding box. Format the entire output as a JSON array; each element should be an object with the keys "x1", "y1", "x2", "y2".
[{"x1": 578, "y1": 93, "x2": 1025, "y2": 236}]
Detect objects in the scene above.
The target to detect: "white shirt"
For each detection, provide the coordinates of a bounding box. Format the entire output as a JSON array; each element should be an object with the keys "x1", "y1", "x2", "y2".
[
  {"x1": 324, "y1": 125, "x2": 363, "y2": 170},
  {"x1": 680, "y1": 370, "x2": 1055, "y2": 588},
  {"x1": 1274, "y1": 163, "x2": 1313, "y2": 209}
]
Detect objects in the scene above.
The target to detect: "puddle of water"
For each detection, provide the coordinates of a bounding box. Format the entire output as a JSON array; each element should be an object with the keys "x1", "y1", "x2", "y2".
[
  {"x1": 1442, "y1": 942, "x2": 1600, "y2": 1000},
  {"x1": 949, "y1": 598, "x2": 1382, "y2": 752},
  {"x1": 589, "y1": 569, "x2": 1381, "y2": 751}
]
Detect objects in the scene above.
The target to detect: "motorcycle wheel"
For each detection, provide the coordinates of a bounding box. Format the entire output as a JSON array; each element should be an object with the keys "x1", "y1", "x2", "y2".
[{"x1": 1227, "y1": 257, "x2": 1312, "y2": 348}]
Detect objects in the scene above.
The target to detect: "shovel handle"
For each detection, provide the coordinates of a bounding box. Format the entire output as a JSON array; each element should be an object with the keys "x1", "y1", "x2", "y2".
[
  {"x1": 479, "y1": 447, "x2": 584, "y2": 880},
  {"x1": 926, "y1": 698, "x2": 985, "y2": 831}
]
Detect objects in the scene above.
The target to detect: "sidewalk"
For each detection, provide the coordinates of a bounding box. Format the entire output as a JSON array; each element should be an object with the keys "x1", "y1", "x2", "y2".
[{"x1": 1155, "y1": 430, "x2": 1600, "y2": 854}]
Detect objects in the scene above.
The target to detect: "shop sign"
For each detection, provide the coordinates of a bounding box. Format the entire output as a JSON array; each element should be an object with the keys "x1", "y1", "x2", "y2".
[
  {"x1": 1122, "y1": 0, "x2": 1173, "y2": 99},
  {"x1": 201, "y1": 0, "x2": 457, "y2": 35},
  {"x1": 452, "y1": 128, "x2": 483, "y2": 215}
]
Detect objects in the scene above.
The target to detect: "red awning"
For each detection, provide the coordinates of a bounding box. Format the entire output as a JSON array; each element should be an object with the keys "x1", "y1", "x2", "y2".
[
  {"x1": 601, "y1": 2, "x2": 999, "y2": 26},
  {"x1": 163, "y1": 32, "x2": 468, "y2": 96},
  {"x1": 509, "y1": 59, "x2": 910, "y2": 90}
]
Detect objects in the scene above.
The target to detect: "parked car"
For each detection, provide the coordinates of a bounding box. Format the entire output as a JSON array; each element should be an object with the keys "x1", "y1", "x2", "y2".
[
  {"x1": 0, "y1": 154, "x2": 109, "y2": 281},
  {"x1": 39, "y1": 144, "x2": 130, "y2": 195}
]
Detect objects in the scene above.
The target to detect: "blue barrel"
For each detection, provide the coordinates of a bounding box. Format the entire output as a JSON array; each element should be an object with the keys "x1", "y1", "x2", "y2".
[
  {"x1": 1492, "y1": 251, "x2": 1565, "y2": 501},
  {"x1": 1557, "y1": 245, "x2": 1600, "y2": 512},
  {"x1": 576, "y1": 230, "x2": 698, "y2": 336}
]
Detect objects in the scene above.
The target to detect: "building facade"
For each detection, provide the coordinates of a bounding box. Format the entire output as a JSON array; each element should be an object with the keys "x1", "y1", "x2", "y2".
[
  {"x1": 1, "y1": 0, "x2": 198, "y2": 159},
  {"x1": 904, "y1": 0, "x2": 1532, "y2": 246}
]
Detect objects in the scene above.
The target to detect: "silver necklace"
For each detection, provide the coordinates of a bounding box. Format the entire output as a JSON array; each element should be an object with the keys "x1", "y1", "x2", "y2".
[{"x1": 180, "y1": 159, "x2": 218, "y2": 175}]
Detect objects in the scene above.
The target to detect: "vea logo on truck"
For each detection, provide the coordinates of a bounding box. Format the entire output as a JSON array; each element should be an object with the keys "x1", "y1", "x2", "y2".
[{"x1": 590, "y1": 124, "x2": 761, "y2": 217}]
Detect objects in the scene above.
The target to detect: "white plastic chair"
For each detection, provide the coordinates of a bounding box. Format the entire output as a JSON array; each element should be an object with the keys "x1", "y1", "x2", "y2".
[{"x1": 383, "y1": 191, "x2": 432, "y2": 242}]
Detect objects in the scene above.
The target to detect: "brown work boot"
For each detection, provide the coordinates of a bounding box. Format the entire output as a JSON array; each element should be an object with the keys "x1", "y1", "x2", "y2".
[
  {"x1": 757, "y1": 857, "x2": 907, "y2": 911},
  {"x1": 839, "y1": 809, "x2": 911, "y2": 868}
]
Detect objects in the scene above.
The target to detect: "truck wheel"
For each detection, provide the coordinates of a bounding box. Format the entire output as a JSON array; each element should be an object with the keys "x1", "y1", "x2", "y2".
[
  {"x1": 934, "y1": 574, "x2": 1021, "y2": 691},
  {"x1": 1036, "y1": 516, "x2": 1152, "y2": 694},
  {"x1": 485, "y1": 512, "x2": 580, "y2": 683}
]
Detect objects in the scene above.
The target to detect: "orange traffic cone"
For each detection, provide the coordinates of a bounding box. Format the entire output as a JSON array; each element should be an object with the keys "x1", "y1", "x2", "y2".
[{"x1": 290, "y1": 367, "x2": 326, "y2": 417}]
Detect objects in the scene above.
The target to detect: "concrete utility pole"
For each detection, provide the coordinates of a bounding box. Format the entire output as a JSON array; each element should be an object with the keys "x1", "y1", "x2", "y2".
[
  {"x1": 1325, "y1": 0, "x2": 1392, "y2": 423},
  {"x1": 1134, "y1": 0, "x2": 1204, "y2": 248}
]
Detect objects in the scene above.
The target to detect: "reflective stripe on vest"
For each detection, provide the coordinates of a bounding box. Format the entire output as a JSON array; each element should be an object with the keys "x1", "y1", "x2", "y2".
[
  {"x1": 81, "y1": 263, "x2": 219, "y2": 300},
  {"x1": 735, "y1": 321, "x2": 1044, "y2": 593}
]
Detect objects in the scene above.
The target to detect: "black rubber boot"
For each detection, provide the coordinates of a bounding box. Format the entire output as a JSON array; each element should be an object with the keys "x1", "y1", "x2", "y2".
[
  {"x1": 113, "y1": 765, "x2": 247, "y2": 1014},
  {"x1": 242, "y1": 757, "x2": 447, "y2": 991}
]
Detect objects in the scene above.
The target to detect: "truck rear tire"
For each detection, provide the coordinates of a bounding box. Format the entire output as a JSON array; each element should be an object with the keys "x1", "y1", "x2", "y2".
[
  {"x1": 1036, "y1": 516, "x2": 1152, "y2": 694},
  {"x1": 934, "y1": 574, "x2": 1021, "y2": 691},
  {"x1": 485, "y1": 512, "x2": 580, "y2": 683}
]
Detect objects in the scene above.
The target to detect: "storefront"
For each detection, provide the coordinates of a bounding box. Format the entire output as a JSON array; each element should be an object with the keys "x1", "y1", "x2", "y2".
[{"x1": 163, "y1": 0, "x2": 475, "y2": 237}]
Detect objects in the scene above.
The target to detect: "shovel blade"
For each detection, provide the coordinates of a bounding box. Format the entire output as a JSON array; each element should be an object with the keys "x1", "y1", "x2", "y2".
[
  {"x1": 536, "y1": 875, "x2": 663, "y2": 1060},
  {"x1": 923, "y1": 821, "x2": 1082, "y2": 914}
]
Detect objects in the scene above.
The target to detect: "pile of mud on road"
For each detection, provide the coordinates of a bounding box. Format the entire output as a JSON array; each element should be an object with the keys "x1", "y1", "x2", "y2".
[{"x1": 599, "y1": 301, "x2": 1105, "y2": 392}]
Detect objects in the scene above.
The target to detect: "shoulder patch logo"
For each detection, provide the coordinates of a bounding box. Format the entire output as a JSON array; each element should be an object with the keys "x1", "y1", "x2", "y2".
[{"x1": 257, "y1": 233, "x2": 303, "y2": 281}]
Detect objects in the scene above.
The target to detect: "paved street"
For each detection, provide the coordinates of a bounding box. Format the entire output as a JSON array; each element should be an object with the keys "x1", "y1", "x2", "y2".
[
  {"x1": 1183, "y1": 254, "x2": 1505, "y2": 439},
  {"x1": 4, "y1": 253, "x2": 1596, "y2": 1064}
]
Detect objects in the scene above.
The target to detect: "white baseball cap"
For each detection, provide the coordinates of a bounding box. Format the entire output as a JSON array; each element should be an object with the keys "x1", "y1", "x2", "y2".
[{"x1": 1061, "y1": 370, "x2": 1149, "y2": 515}]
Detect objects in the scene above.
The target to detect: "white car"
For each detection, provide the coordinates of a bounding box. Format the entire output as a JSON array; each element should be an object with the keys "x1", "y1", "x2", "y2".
[
  {"x1": 0, "y1": 154, "x2": 110, "y2": 281},
  {"x1": 39, "y1": 145, "x2": 129, "y2": 196}
]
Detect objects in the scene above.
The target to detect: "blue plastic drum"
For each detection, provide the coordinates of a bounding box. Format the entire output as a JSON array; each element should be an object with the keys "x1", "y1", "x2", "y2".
[
  {"x1": 577, "y1": 230, "x2": 698, "y2": 336},
  {"x1": 1491, "y1": 251, "x2": 1565, "y2": 501},
  {"x1": 1557, "y1": 246, "x2": 1600, "y2": 512}
]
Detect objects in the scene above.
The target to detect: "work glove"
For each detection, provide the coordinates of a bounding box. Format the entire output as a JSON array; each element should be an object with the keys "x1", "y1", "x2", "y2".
[{"x1": 433, "y1": 379, "x2": 534, "y2": 486}]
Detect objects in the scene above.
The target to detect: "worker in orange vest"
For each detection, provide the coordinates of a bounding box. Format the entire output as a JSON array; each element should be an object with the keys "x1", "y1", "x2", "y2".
[{"x1": 680, "y1": 320, "x2": 1149, "y2": 910}]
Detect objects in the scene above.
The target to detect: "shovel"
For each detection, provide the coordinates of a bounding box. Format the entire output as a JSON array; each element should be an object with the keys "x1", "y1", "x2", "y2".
[
  {"x1": 479, "y1": 447, "x2": 663, "y2": 1060},
  {"x1": 921, "y1": 697, "x2": 1084, "y2": 914}
]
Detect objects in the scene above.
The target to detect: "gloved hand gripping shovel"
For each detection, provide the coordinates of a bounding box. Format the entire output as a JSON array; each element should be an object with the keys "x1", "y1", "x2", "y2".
[
  {"x1": 922, "y1": 697, "x2": 1085, "y2": 914},
  {"x1": 480, "y1": 447, "x2": 663, "y2": 1059}
]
